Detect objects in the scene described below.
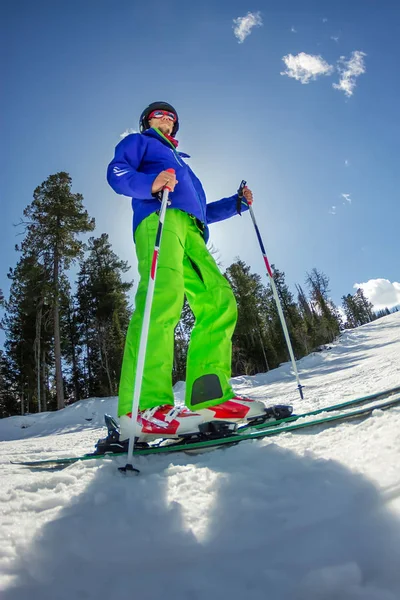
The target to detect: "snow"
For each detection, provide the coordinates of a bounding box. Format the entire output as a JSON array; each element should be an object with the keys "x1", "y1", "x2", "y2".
[{"x1": 1, "y1": 313, "x2": 400, "y2": 600}]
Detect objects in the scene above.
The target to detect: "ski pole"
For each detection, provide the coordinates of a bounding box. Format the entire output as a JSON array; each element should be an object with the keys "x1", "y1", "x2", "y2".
[
  {"x1": 239, "y1": 180, "x2": 304, "y2": 400},
  {"x1": 119, "y1": 168, "x2": 176, "y2": 473}
]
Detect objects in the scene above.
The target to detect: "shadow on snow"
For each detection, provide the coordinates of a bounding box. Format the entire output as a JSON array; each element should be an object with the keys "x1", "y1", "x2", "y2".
[{"x1": 2, "y1": 439, "x2": 400, "y2": 600}]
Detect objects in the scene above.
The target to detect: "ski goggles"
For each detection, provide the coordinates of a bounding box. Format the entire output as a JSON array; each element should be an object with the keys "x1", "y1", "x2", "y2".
[{"x1": 148, "y1": 109, "x2": 177, "y2": 122}]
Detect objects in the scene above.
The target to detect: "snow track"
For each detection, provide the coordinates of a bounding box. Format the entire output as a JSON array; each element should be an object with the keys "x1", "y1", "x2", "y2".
[{"x1": 1, "y1": 312, "x2": 400, "y2": 599}]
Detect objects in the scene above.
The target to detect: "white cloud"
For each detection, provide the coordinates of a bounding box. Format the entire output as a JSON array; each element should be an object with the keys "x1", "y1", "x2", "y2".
[
  {"x1": 291, "y1": 26, "x2": 297, "y2": 33},
  {"x1": 281, "y1": 52, "x2": 334, "y2": 84},
  {"x1": 341, "y1": 193, "x2": 352, "y2": 204},
  {"x1": 120, "y1": 128, "x2": 137, "y2": 139},
  {"x1": 345, "y1": 159, "x2": 350, "y2": 167},
  {"x1": 333, "y1": 50, "x2": 367, "y2": 97},
  {"x1": 331, "y1": 35, "x2": 339, "y2": 43},
  {"x1": 329, "y1": 206, "x2": 337, "y2": 215},
  {"x1": 233, "y1": 11, "x2": 263, "y2": 43},
  {"x1": 353, "y1": 279, "x2": 400, "y2": 311}
]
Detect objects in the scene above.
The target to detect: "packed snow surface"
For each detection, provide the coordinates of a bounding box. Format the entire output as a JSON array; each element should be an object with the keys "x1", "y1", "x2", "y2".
[{"x1": 1, "y1": 312, "x2": 400, "y2": 600}]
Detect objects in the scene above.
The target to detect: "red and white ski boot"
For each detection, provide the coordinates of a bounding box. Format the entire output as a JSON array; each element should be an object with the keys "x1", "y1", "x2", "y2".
[
  {"x1": 119, "y1": 405, "x2": 205, "y2": 442},
  {"x1": 198, "y1": 396, "x2": 266, "y2": 423}
]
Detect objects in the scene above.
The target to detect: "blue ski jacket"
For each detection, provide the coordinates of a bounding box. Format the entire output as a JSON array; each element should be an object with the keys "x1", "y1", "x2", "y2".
[{"x1": 107, "y1": 128, "x2": 248, "y2": 243}]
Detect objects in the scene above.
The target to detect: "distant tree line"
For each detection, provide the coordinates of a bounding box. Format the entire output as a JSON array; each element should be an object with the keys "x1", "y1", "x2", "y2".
[{"x1": 0, "y1": 172, "x2": 387, "y2": 418}]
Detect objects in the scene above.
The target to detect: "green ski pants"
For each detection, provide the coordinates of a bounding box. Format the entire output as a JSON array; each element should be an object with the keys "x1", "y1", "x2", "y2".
[{"x1": 118, "y1": 209, "x2": 238, "y2": 416}]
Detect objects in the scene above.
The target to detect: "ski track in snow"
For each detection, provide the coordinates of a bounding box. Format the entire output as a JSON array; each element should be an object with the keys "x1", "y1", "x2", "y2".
[{"x1": 1, "y1": 313, "x2": 400, "y2": 600}]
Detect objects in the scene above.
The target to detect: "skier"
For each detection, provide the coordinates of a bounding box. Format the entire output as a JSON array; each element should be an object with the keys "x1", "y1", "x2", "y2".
[{"x1": 107, "y1": 101, "x2": 265, "y2": 441}]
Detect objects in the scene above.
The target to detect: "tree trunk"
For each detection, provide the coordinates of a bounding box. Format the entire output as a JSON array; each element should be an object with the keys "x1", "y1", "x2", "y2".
[
  {"x1": 35, "y1": 303, "x2": 42, "y2": 412},
  {"x1": 41, "y1": 349, "x2": 47, "y2": 412},
  {"x1": 53, "y1": 248, "x2": 65, "y2": 409},
  {"x1": 68, "y1": 305, "x2": 79, "y2": 402},
  {"x1": 98, "y1": 322, "x2": 114, "y2": 396},
  {"x1": 85, "y1": 318, "x2": 92, "y2": 397},
  {"x1": 255, "y1": 314, "x2": 269, "y2": 372},
  {"x1": 72, "y1": 346, "x2": 79, "y2": 403},
  {"x1": 258, "y1": 328, "x2": 269, "y2": 372}
]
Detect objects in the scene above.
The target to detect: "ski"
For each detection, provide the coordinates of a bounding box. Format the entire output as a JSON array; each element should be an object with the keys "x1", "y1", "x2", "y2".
[
  {"x1": 11, "y1": 391, "x2": 400, "y2": 470},
  {"x1": 240, "y1": 382, "x2": 400, "y2": 433}
]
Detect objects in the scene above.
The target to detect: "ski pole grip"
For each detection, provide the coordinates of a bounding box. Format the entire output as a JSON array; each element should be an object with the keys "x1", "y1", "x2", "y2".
[
  {"x1": 236, "y1": 179, "x2": 247, "y2": 215},
  {"x1": 237, "y1": 180, "x2": 247, "y2": 198},
  {"x1": 164, "y1": 168, "x2": 176, "y2": 192}
]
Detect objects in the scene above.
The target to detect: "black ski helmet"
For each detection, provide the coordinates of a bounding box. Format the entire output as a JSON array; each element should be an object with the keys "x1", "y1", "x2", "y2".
[{"x1": 139, "y1": 101, "x2": 179, "y2": 136}]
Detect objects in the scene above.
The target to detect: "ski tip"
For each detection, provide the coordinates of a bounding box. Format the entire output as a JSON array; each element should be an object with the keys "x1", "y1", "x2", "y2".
[{"x1": 118, "y1": 463, "x2": 140, "y2": 475}]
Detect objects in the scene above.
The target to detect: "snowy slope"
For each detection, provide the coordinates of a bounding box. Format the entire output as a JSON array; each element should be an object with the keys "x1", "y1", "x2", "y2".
[{"x1": 1, "y1": 312, "x2": 400, "y2": 600}]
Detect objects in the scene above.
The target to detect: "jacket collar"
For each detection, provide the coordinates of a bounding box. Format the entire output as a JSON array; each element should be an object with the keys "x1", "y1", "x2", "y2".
[{"x1": 142, "y1": 128, "x2": 191, "y2": 158}]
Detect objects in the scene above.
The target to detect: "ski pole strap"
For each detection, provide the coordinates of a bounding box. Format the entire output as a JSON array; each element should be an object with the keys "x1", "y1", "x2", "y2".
[{"x1": 236, "y1": 179, "x2": 247, "y2": 215}]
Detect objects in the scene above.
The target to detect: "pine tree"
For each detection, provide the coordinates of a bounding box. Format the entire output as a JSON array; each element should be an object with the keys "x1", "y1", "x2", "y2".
[
  {"x1": 75, "y1": 234, "x2": 132, "y2": 397},
  {"x1": 342, "y1": 294, "x2": 358, "y2": 328},
  {"x1": 19, "y1": 172, "x2": 95, "y2": 408},
  {"x1": 173, "y1": 298, "x2": 194, "y2": 384},
  {"x1": 225, "y1": 260, "x2": 274, "y2": 375},
  {"x1": 264, "y1": 266, "x2": 305, "y2": 361},
  {"x1": 60, "y1": 282, "x2": 83, "y2": 403},
  {"x1": 305, "y1": 268, "x2": 341, "y2": 344},
  {"x1": 354, "y1": 288, "x2": 374, "y2": 324},
  {"x1": 375, "y1": 307, "x2": 391, "y2": 318},
  {"x1": 295, "y1": 283, "x2": 319, "y2": 354},
  {"x1": 0, "y1": 350, "x2": 20, "y2": 418},
  {"x1": 3, "y1": 255, "x2": 53, "y2": 413},
  {"x1": 342, "y1": 289, "x2": 375, "y2": 328}
]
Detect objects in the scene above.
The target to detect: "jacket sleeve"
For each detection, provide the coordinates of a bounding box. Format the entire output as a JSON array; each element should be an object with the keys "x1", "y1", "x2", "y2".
[
  {"x1": 107, "y1": 134, "x2": 156, "y2": 199},
  {"x1": 206, "y1": 194, "x2": 249, "y2": 224}
]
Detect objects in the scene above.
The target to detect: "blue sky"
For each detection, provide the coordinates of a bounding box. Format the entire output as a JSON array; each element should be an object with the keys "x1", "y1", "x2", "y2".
[{"x1": 2, "y1": 0, "x2": 400, "y2": 334}]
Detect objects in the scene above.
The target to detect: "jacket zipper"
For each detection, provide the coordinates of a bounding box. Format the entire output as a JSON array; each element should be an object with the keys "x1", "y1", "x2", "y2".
[
  {"x1": 175, "y1": 151, "x2": 206, "y2": 224},
  {"x1": 188, "y1": 175, "x2": 206, "y2": 225},
  {"x1": 171, "y1": 149, "x2": 184, "y2": 167},
  {"x1": 169, "y1": 148, "x2": 206, "y2": 226}
]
